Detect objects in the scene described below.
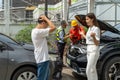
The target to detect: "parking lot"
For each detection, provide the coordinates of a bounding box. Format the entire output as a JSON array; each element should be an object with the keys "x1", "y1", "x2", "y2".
[
  {"x1": 62, "y1": 67, "x2": 86, "y2": 80},
  {"x1": 50, "y1": 54, "x2": 86, "y2": 80}
]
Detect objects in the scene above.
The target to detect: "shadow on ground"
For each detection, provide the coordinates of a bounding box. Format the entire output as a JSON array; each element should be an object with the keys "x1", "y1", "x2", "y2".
[
  {"x1": 62, "y1": 67, "x2": 87, "y2": 80},
  {"x1": 72, "y1": 72, "x2": 87, "y2": 80},
  {"x1": 62, "y1": 73, "x2": 75, "y2": 80}
]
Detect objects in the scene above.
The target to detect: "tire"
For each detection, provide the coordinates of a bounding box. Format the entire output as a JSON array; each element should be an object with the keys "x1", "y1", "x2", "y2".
[
  {"x1": 102, "y1": 56, "x2": 120, "y2": 80},
  {"x1": 12, "y1": 67, "x2": 37, "y2": 80}
]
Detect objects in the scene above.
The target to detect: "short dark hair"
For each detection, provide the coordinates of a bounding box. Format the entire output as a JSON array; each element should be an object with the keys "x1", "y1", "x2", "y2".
[
  {"x1": 38, "y1": 18, "x2": 47, "y2": 24},
  {"x1": 61, "y1": 20, "x2": 66, "y2": 25}
]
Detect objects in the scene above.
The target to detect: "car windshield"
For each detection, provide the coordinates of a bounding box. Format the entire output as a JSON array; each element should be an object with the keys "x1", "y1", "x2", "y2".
[
  {"x1": 102, "y1": 31, "x2": 119, "y2": 38},
  {"x1": 102, "y1": 24, "x2": 120, "y2": 38},
  {"x1": 0, "y1": 34, "x2": 18, "y2": 45},
  {"x1": 115, "y1": 24, "x2": 120, "y2": 30}
]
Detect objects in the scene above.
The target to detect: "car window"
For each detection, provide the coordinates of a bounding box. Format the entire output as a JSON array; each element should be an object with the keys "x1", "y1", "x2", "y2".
[
  {"x1": 0, "y1": 41, "x2": 7, "y2": 50},
  {"x1": 115, "y1": 24, "x2": 120, "y2": 30},
  {"x1": 102, "y1": 31, "x2": 120, "y2": 38},
  {"x1": 0, "y1": 34, "x2": 18, "y2": 45}
]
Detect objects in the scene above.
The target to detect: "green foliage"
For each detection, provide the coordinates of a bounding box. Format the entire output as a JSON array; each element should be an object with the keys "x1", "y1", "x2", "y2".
[
  {"x1": 15, "y1": 24, "x2": 35, "y2": 43},
  {"x1": 15, "y1": 24, "x2": 71, "y2": 52}
]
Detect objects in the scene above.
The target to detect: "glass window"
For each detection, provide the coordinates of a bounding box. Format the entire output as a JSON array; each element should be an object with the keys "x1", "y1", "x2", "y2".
[
  {"x1": 0, "y1": 41, "x2": 7, "y2": 51},
  {"x1": 0, "y1": 41, "x2": 5, "y2": 47},
  {"x1": 0, "y1": 34, "x2": 18, "y2": 45},
  {"x1": 26, "y1": 10, "x2": 33, "y2": 20},
  {"x1": 115, "y1": 24, "x2": 120, "y2": 31},
  {"x1": 102, "y1": 31, "x2": 120, "y2": 38}
]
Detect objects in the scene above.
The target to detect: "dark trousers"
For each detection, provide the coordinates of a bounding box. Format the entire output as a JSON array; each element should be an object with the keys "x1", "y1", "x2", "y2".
[
  {"x1": 53, "y1": 42, "x2": 66, "y2": 80},
  {"x1": 57, "y1": 42, "x2": 66, "y2": 60}
]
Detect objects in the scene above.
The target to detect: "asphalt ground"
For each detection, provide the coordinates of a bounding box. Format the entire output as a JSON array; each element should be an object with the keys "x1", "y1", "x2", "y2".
[
  {"x1": 62, "y1": 66, "x2": 87, "y2": 80},
  {"x1": 50, "y1": 55, "x2": 86, "y2": 80}
]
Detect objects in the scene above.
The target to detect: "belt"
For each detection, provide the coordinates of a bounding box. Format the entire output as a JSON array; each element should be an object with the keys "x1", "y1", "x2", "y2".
[{"x1": 87, "y1": 44, "x2": 95, "y2": 45}]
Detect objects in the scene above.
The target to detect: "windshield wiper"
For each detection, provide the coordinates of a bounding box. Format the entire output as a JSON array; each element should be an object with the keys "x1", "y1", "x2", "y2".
[
  {"x1": 7, "y1": 42, "x2": 18, "y2": 45},
  {"x1": 112, "y1": 37, "x2": 120, "y2": 40}
]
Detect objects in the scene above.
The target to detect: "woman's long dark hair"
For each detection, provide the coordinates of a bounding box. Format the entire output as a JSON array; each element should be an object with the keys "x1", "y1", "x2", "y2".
[{"x1": 86, "y1": 13, "x2": 99, "y2": 27}]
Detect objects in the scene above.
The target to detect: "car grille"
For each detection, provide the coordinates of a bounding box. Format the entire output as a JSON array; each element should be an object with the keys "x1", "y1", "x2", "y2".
[{"x1": 71, "y1": 61, "x2": 86, "y2": 75}]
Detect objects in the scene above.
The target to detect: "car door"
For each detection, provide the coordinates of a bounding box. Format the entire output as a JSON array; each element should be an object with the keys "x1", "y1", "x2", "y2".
[{"x1": 0, "y1": 41, "x2": 9, "y2": 80}]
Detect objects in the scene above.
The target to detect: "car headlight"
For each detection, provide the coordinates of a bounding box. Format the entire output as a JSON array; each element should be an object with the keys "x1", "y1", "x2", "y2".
[{"x1": 69, "y1": 45, "x2": 87, "y2": 57}]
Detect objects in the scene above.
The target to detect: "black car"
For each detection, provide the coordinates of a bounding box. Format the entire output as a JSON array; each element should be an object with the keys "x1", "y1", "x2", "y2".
[
  {"x1": 0, "y1": 33, "x2": 37, "y2": 80},
  {"x1": 66, "y1": 15, "x2": 120, "y2": 80},
  {"x1": 0, "y1": 32, "x2": 55, "y2": 80}
]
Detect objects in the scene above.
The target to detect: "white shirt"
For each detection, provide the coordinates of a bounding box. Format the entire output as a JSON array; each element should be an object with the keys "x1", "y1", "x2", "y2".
[
  {"x1": 31, "y1": 28, "x2": 50, "y2": 63},
  {"x1": 86, "y1": 26, "x2": 100, "y2": 45}
]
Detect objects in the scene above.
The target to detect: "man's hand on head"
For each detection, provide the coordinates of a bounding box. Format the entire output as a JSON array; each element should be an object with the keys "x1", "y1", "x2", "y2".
[{"x1": 39, "y1": 15, "x2": 48, "y2": 21}]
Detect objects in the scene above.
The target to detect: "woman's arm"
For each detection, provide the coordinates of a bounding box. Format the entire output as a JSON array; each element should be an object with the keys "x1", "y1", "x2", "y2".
[{"x1": 91, "y1": 32, "x2": 99, "y2": 46}]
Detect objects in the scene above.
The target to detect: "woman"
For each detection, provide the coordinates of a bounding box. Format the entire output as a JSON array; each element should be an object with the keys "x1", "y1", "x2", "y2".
[{"x1": 80, "y1": 13, "x2": 100, "y2": 80}]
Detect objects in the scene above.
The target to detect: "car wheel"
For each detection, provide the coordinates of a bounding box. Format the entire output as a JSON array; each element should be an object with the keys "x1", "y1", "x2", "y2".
[
  {"x1": 12, "y1": 67, "x2": 37, "y2": 80},
  {"x1": 102, "y1": 57, "x2": 120, "y2": 80}
]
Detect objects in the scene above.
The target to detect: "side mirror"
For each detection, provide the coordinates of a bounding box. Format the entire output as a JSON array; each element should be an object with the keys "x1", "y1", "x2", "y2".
[{"x1": 18, "y1": 42, "x2": 25, "y2": 46}]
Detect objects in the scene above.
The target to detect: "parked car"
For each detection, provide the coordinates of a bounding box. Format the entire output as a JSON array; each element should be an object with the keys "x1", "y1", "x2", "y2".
[
  {"x1": 0, "y1": 33, "x2": 56, "y2": 80},
  {"x1": 66, "y1": 15, "x2": 120, "y2": 80},
  {"x1": 0, "y1": 33, "x2": 37, "y2": 80}
]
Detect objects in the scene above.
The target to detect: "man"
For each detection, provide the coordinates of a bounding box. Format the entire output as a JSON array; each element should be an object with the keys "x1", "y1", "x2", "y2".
[
  {"x1": 31, "y1": 15, "x2": 56, "y2": 80},
  {"x1": 53, "y1": 20, "x2": 69, "y2": 79},
  {"x1": 69, "y1": 20, "x2": 86, "y2": 44},
  {"x1": 56, "y1": 20, "x2": 68, "y2": 60}
]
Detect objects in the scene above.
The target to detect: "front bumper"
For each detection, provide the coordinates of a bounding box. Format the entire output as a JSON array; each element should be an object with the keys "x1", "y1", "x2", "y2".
[{"x1": 66, "y1": 53, "x2": 87, "y2": 77}]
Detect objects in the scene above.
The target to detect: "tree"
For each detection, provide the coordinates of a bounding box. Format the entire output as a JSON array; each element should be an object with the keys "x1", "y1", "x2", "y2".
[{"x1": 15, "y1": 24, "x2": 35, "y2": 43}]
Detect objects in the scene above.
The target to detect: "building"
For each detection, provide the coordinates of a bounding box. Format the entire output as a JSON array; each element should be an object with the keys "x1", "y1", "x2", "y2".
[
  {"x1": 69, "y1": 0, "x2": 120, "y2": 25},
  {"x1": 0, "y1": 0, "x2": 62, "y2": 23},
  {"x1": 33, "y1": 2, "x2": 63, "y2": 21},
  {"x1": 2, "y1": 0, "x2": 61, "y2": 8}
]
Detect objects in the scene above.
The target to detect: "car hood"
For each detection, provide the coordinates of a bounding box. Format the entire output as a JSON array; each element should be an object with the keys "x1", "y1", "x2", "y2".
[
  {"x1": 75, "y1": 15, "x2": 120, "y2": 34},
  {"x1": 22, "y1": 44, "x2": 58, "y2": 54},
  {"x1": 22, "y1": 43, "x2": 34, "y2": 51}
]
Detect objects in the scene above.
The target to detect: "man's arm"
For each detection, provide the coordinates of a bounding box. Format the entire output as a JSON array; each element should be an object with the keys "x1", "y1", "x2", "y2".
[
  {"x1": 40, "y1": 15, "x2": 56, "y2": 33},
  {"x1": 64, "y1": 33, "x2": 72, "y2": 40}
]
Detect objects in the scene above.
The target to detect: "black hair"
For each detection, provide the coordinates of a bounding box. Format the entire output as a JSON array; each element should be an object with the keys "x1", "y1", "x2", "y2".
[
  {"x1": 61, "y1": 20, "x2": 66, "y2": 25},
  {"x1": 38, "y1": 18, "x2": 47, "y2": 24}
]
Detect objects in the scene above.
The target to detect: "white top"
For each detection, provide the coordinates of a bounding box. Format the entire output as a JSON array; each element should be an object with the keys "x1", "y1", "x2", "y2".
[
  {"x1": 31, "y1": 28, "x2": 50, "y2": 63},
  {"x1": 86, "y1": 26, "x2": 100, "y2": 45}
]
